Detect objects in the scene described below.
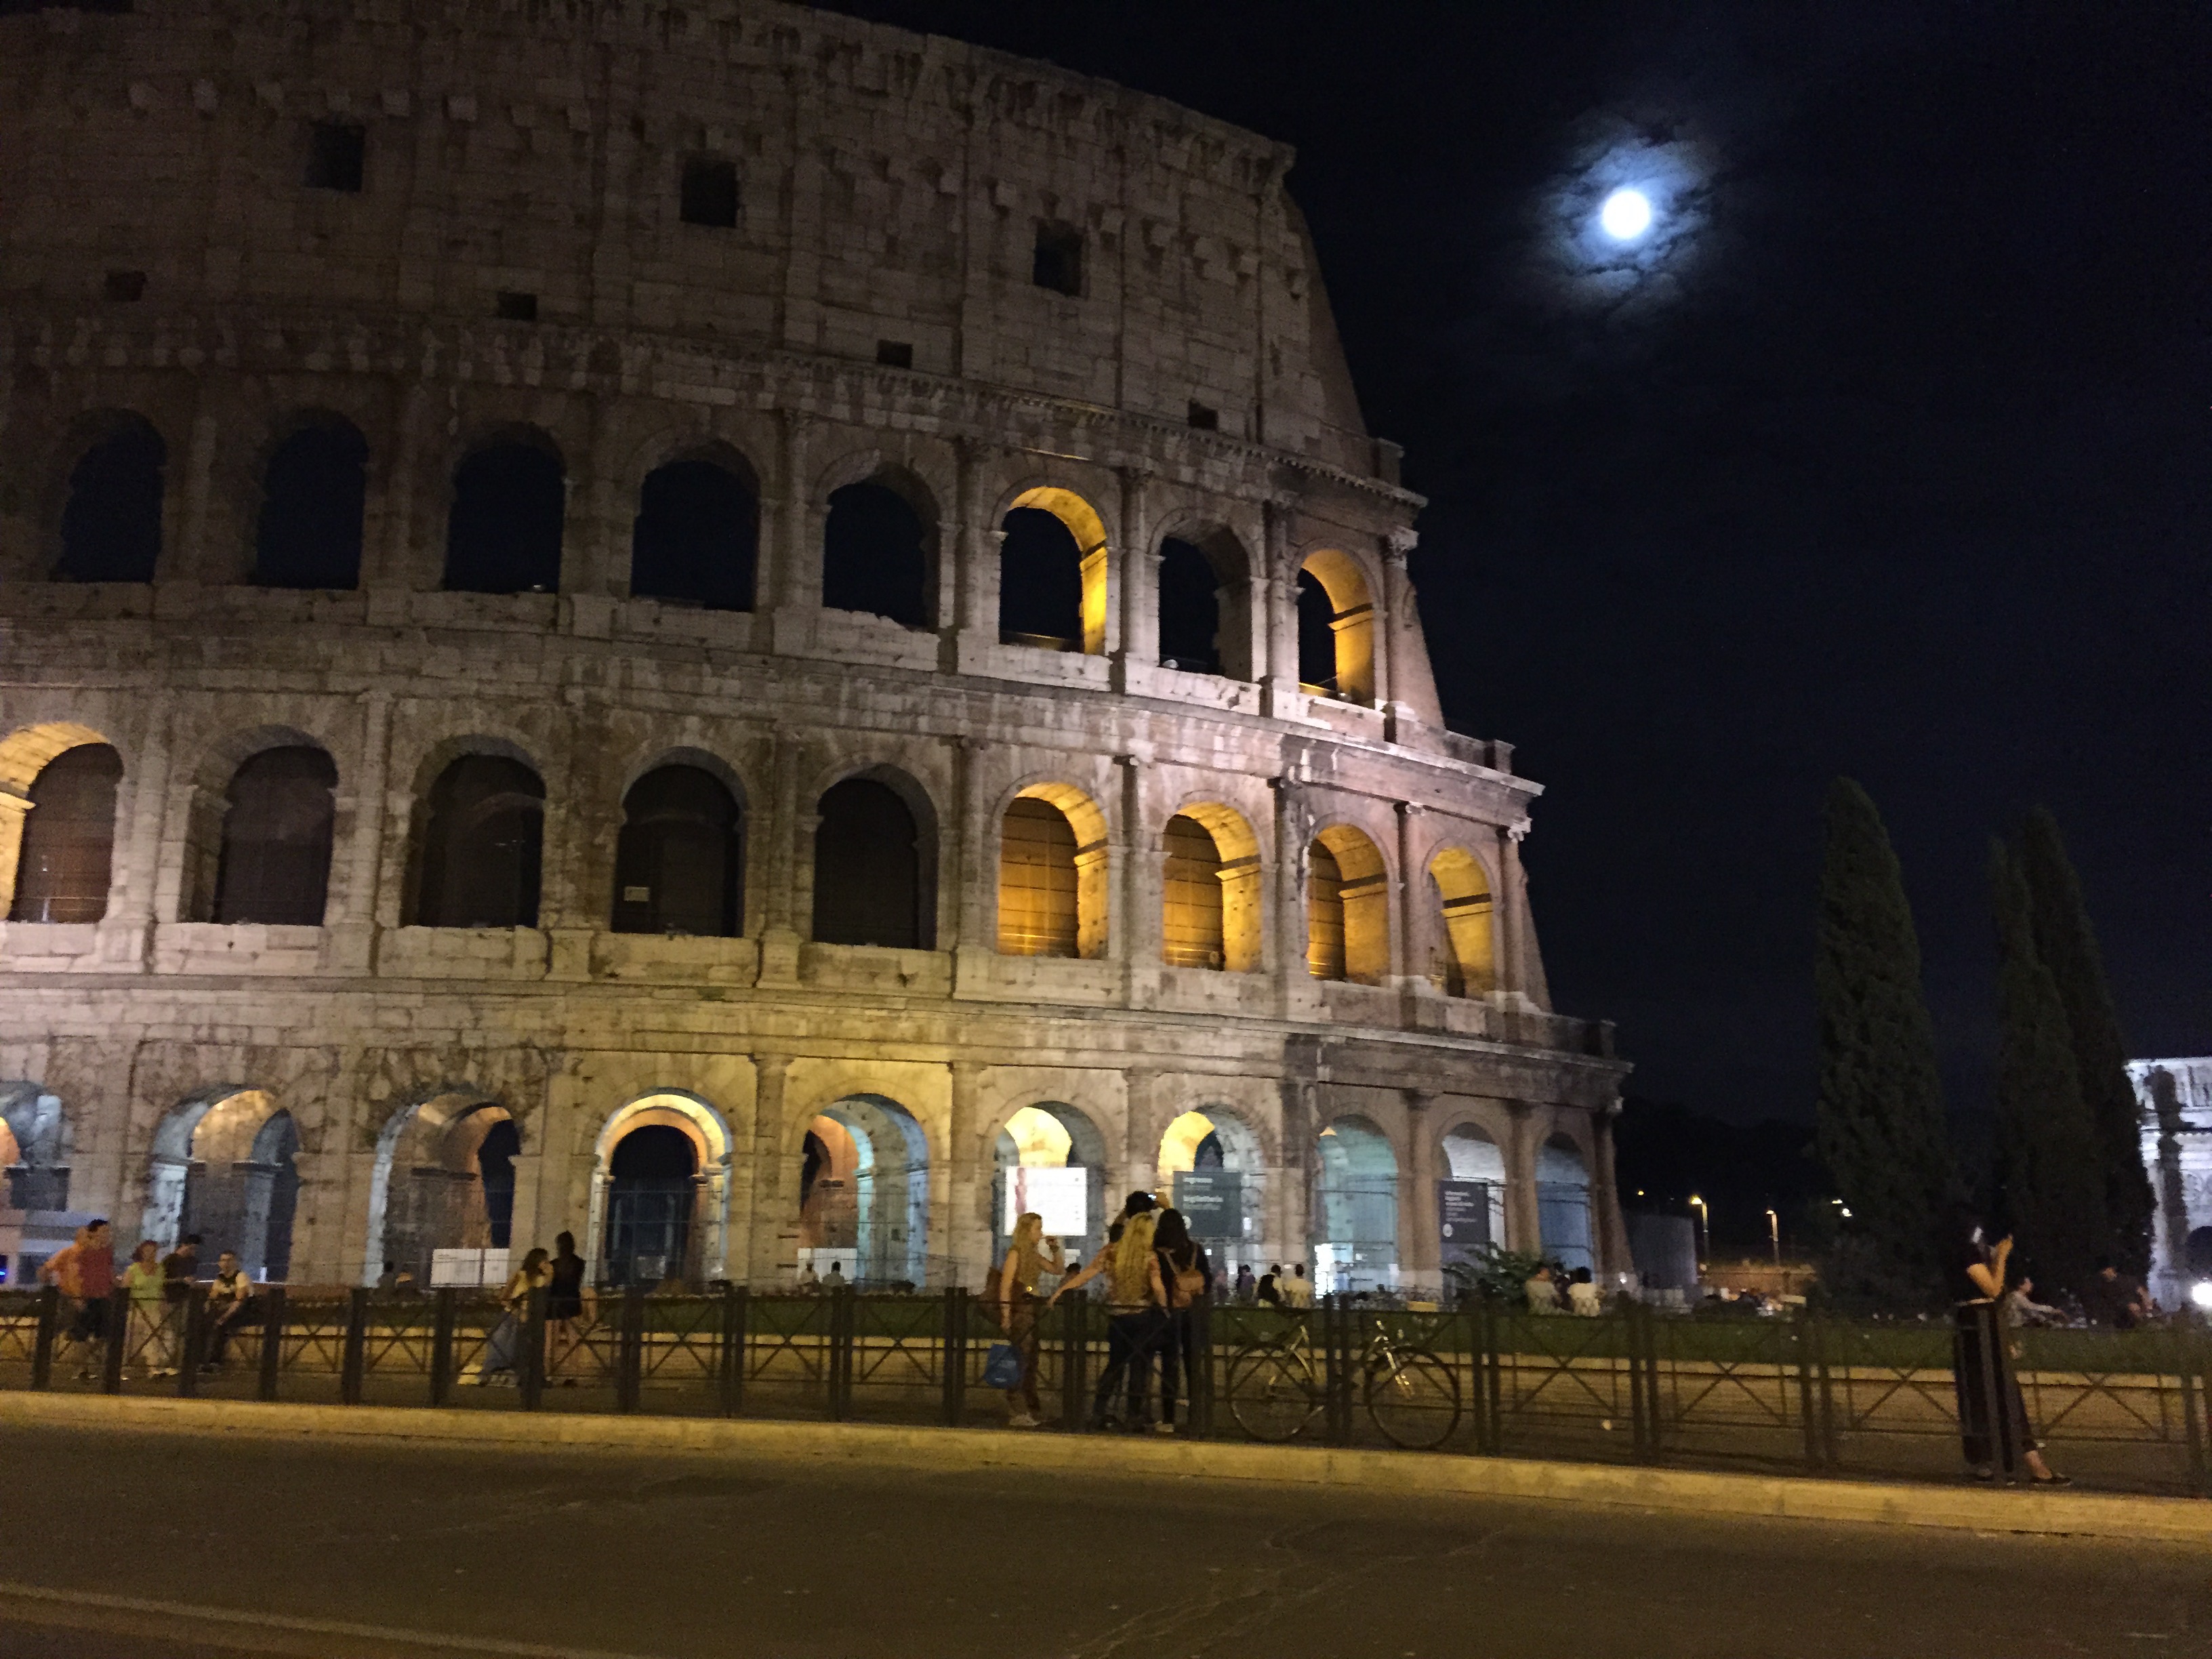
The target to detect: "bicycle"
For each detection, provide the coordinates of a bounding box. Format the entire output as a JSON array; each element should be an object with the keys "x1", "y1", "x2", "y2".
[{"x1": 1227, "y1": 1308, "x2": 1460, "y2": 1449}]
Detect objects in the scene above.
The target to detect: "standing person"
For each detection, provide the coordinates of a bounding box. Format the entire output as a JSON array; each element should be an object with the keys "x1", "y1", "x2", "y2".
[
  {"x1": 121, "y1": 1240, "x2": 172, "y2": 1380},
  {"x1": 476, "y1": 1247, "x2": 550, "y2": 1387},
  {"x1": 1152, "y1": 1208, "x2": 1211, "y2": 1435},
  {"x1": 1566, "y1": 1266, "x2": 1603, "y2": 1316},
  {"x1": 1233, "y1": 1264, "x2": 1255, "y2": 1305},
  {"x1": 40, "y1": 1219, "x2": 115, "y2": 1381},
  {"x1": 545, "y1": 1231, "x2": 594, "y2": 1385},
  {"x1": 1052, "y1": 1209, "x2": 1166, "y2": 1431},
  {"x1": 1256, "y1": 1264, "x2": 1282, "y2": 1309},
  {"x1": 995, "y1": 1211, "x2": 1063, "y2": 1429},
  {"x1": 203, "y1": 1250, "x2": 255, "y2": 1372},
  {"x1": 1948, "y1": 1212, "x2": 2067, "y2": 1485},
  {"x1": 1282, "y1": 1263, "x2": 1313, "y2": 1311},
  {"x1": 822, "y1": 1261, "x2": 846, "y2": 1293}
]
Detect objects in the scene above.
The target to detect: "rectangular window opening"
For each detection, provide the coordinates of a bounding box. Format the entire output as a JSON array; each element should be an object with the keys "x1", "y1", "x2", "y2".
[
  {"x1": 104, "y1": 270, "x2": 146, "y2": 302},
  {"x1": 1031, "y1": 222, "x2": 1084, "y2": 296},
  {"x1": 305, "y1": 121, "x2": 365, "y2": 192},
  {"x1": 495, "y1": 291, "x2": 539, "y2": 322},
  {"x1": 1187, "y1": 401, "x2": 1219, "y2": 432},
  {"x1": 875, "y1": 340, "x2": 914, "y2": 369},
  {"x1": 680, "y1": 156, "x2": 740, "y2": 228}
]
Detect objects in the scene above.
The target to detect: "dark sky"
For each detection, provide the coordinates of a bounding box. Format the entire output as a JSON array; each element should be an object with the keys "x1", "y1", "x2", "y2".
[{"x1": 822, "y1": 1, "x2": 2212, "y2": 1125}]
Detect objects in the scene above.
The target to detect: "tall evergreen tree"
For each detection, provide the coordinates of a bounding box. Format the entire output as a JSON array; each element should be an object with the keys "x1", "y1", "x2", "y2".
[
  {"x1": 1813, "y1": 779, "x2": 1953, "y2": 1305},
  {"x1": 1988, "y1": 840, "x2": 2106, "y2": 1293},
  {"x1": 2019, "y1": 808, "x2": 2154, "y2": 1275}
]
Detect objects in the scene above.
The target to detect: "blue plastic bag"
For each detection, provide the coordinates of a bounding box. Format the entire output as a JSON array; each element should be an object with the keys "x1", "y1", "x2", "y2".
[{"x1": 981, "y1": 1341, "x2": 1022, "y2": 1391}]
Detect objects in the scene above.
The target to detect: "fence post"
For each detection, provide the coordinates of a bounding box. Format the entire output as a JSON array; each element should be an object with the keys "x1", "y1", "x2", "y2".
[
  {"x1": 1187, "y1": 1297, "x2": 1213, "y2": 1438},
  {"x1": 429, "y1": 1288, "x2": 457, "y2": 1407},
  {"x1": 518, "y1": 1286, "x2": 548, "y2": 1410},
  {"x1": 1475, "y1": 1300, "x2": 1502, "y2": 1456},
  {"x1": 177, "y1": 1286, "x2": 209, "y2": 1399},
  {"x1": 719, "y1": 1285, "x2": 746, "y2": 1416},
  {"x1": 1060, "y1": 1295, "x2": 1088, "y2": 1431},
  {"x1": 340, "y1": 1288, "x2": 369, "y2": 1406},
  {"x1": 256, "y1": 1287, "x2": 285, "y2": 1402},
  {"x1": 30, "y1": 1285, "x2": 58, "y2": 1390},
  {"x1": 827, "y1": 1285, "x2": 853, "y2": 1420},
  {"x1": 1319, "y1": 1298, "x2": 1350, "y2": 1447},
  {"x1": 617, "y1": 1286, "x2": 645, "y2": 1412},
  {"x1": 1625, "y1": 1303, "x2": 1652, "y2": 1460},
  {"x1": 940, "y1": 1288, "x2": 968, "y2": 1427},
  {"x1": 102, "y1": 1287, "x2": 127, "y2": 1393}
]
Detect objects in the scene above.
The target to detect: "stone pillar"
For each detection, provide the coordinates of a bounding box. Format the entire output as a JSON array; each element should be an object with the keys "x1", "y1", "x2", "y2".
[
  {"x1": 1496, "y1": 821, "x2": 1529, "y2": 1005},
  {"x1": 371, "y1": 385, "x2": 432, "y2": 592},
  {"x1": 1122, "y1": 1065, "x2": 1160, "y2": 1212},
  {"x1": 1118, "y1": 754, "x2": 1158, "y2": 1007},
  {"x1": 945, "y1": 1059, "x2": 987, "y2": 1286},
  {"x1": 759, "y1": 410, "x2": 816, "y2": 653},
  {"x1": 1591, "y1": 1103, "x2": 1633, "y2": 1284},
  {"x1": 953, "y1": 736, "x2": 991, "y2": 954},
  {"x1": 1260, "y1": 499, "x2": 1302, "y2": 717},
  {"x1": 326, "y1": 689, "x2": 392, "y2": 972},
  {"x1": 1270, "y1": 777, "x2": 1315, "y2": 1016},
  {"x1": 0, "y1": 783, "x2": 29, "y2": 918},
  {"x1": 950, "y1": 441, "x2": 1000, "y2": 673},
  {"x1": 1275, "y1": 1073, "x2": 1315, "y2": 1272},
  {"x1": 1402, "y1": 1090, "x2": 1441, "y2": 1294},
  {"x1": 1391, "y1": 800, "x2": 1422, "y2": 991},
  {"x1": 757, "y1": 731, "x2": 803, "y2": 985},
  {"x1": 1113, "y1": 468, "x2": 1155, "y2": 689},
  {"x1": 1504, "y1": 1101, "x2": 1542, "y2": 1254},
  {"x1": 745, "y1": 1050, "x2": 792, "y2": 1287},
  {"x1": 1378, "y1": 529, "x2": 1417, "y2": 728},
  {"x1": 98, "y1": 709, "x2": 168, "y2": 968}
]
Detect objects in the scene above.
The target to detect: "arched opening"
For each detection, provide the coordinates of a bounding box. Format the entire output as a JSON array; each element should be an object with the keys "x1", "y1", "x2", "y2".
[
  {"x1": 1296, "y1": 550, "x2": 1376, "y2": 703},
  {"x1": 409, "y1": 754, "x2": 545, "y2": 928},
  {"x1": 1315, "y1": 1115, "x2": 1398, "y2": 1293},
  {"x1": 1439, "y1": 1124, "x2": 1509, "y2": 1275},
  {"x1": 54, "y1": 416, "x2": 164, "y2": 582},
  {"x1": 605, "y1": 1122, "x2": 700, "y2": 1288},
  {"x1": 997, "y1": 784, "x2": 1107, "y2": 960},
  {"x1": 811, "y1": 775, "x2": 930, "y2": 949},
  {"x1": 253, "y1": 417, "x2": 367, "y2": 590},
  {"x1": 823, "y1": 476, "x2": 933, "y2": 628},
  {"x1": 1158, "y1": 1106, "x2": 1267, "y2": 1279},
  {"x1": 1537, "y1": 1134, "x2": 1595, "y2": 1274},
  {"x1": 1000, "y1": 487, "x2": 1109, "y2": 655},
  {"x1": 630, "y1": 453, "x2": 757, "y2": 612},
  {"x1": 8, "y1": 744, "x2": 122, "y2": 924},
  {"x1": 2185, "y1": 1226, "x2": 2212, "y2": 1279},
  {"x1": 1158, "y1": 529, "x2": 1252, "y2": 680},
  {"x1": 0, "y1": 1086, "x2": 71, "y2": 1215},
  {"x1": 1428, "y1": 846, "x2": 1496, "y2": 998},
  {"x1": 368, "y1": 1097, "x2": 517, "y2": 1286},
  {"x1": 148, "y1": 1092, "x2": 300, "y2": 1281},
  {"x1": 443, "y1": 436, "x2": 564, "y2": 594},
  {"x1": 993, "y1": 1103, "x2": 1109, "y2": 1269},
  {"x1": 1307, "y1": 825, "x2": 1389, "y2": 985},
  {"x1": 209, "y1": 746, "x2": 337, "y2": 925},
  {"x1": 797, "y1": 1094, "x2": 929, "y2": 1287},
  {"x1": 1162, "y1": 804, "x2": 1262, "y2": 973},
  {"x1": 611, "y1": 764, "x2": 742, "y2": 937}
]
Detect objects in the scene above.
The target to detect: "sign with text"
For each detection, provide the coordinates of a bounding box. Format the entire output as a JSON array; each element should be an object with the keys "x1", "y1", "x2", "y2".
[
  {"x1": 1003, "y1": 1165, "x2": 1088, "y2": 1238},
  {"x1": 429, "y1": 1247, "x2": 510, "y2": 1288},
  {"x1": 1437, "y1": 1181, "x2": 1494, "y2": 1269},
  {"x1": 1174, "y1": 1170, "x2": 1245, "y2": 1240}
]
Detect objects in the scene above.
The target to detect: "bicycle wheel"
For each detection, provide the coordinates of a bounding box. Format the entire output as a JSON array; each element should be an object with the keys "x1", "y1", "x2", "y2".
[
  {"x1": 1365, "y1": 1348, "x2": 1460, "y2": 1450},
  {"x1": 1227, "y1": 1343, "x2": 1322, "y2": 1443}
]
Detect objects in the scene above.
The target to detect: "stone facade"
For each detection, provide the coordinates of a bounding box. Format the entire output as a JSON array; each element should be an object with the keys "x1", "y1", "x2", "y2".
[
  {"x1": 0, "y1": 0, "x2": 1629, "y2": 1292},
  {"x1": 2129, "y1": 1059, "x2": 2212, "y2": 1308}
]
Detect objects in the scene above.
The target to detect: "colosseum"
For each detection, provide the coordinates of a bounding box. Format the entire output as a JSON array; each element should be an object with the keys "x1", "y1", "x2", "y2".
[{"x1": 0, "y1": 0, "x2": 1629, "y2": 1296}]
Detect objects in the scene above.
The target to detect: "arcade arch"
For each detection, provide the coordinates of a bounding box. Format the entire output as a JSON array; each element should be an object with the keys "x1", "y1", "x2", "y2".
[
  {"x1": 252, "y1": 415, "x2": 367, "y2": 590},
  {"x1": 588, "y1": 1094, "x2": 731, "y2": 1287},
  {"x1": 1157, "y1": 527, "x2": 1253, "y2": 680},
  {"x1": 611, "y1": 764, "x2": 743, "y2": 937},
  {"x1": 144, "y1": 1090, "x2": 301, "y2": 1281},
  {"x1": 1306, "y1": 824, "x2": 1389, "y2": 985},
  {"x1": 445, "y1": 432, "x2": 564, "y2": 594},
  {"x1": 55, "y1": 414, "x2": 165, "y2": 582},
  {"x1": 0, "y1": 1086, "x2": 70, "y2": 1214},
  {"x1": 366, "y1": 1095, "x2": 518, "y2": 1286},
  {"x1": 1536, "y1": 1134, "x2": 1595, "y2": 1273},
  {"x1": 991, "y1": 1102, "x2": 1109, "y2": 1269},
  {"x1": 1295, "y1": 548, "x2": 1376, "y2": 703},
  {"x1": 205, "y1": 745, "x2": 338, "y2": 926},
  {"x1": 823, "y1": 471, "x2": 935, "y2": 628},
  {"x1": 1161, "y1": 804, "x2": 1261, "y2": 973},
  {"x1": 5, "y1": 739, "x2": 122, "y2": 924},
  {"x1": 997, "y1": 783, "x2": 1107, "y2": 960},
  {"x1": 409, "y1": 753, "x2": 546, "y2": 928},
  {"x1": 1427, "y1": 846, "x2": 1496, "y2": 998},
  {"x1": 630, "y1": 449, "x2": 758, "y2": 612},
  {"x1": 1439, "y1": 1122, "x2": 1509, "y2": 1271},
  {"x1": 797, "y1": 1094, "x2": 929, "y2": 1287},
  {"x1": 1157, "y1": 1105, "x2": 1267, "y2": 1276},
  {"x1": 811, "y1": 771, "x2": 934, "y2": 949},
  {"x1": 1315, "y1": 1115, "x2": 1398, "y2": 1293},
  {"x1": 1000, "y1": 487, "x2": 1109, "y2": 655}
]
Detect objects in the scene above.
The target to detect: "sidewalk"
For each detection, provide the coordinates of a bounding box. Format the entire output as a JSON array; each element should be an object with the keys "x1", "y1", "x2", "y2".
[{"x1": 4, "y1": 1390, "x2": 2206, "y2": 1545}]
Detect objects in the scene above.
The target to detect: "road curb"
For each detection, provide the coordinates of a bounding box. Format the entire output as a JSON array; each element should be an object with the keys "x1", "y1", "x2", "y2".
[{"x1": 4, "y1": 1391, "x2": 2206, "y2": 1543}]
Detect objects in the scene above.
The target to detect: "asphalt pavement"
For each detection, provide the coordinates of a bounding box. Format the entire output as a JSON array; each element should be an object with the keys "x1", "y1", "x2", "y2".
[{"x1": 0, "y1": 1423, "x2": 2204, "y2": 1659}]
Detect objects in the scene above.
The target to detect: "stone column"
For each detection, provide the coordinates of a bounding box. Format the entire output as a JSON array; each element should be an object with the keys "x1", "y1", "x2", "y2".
[
  {"x1": 98, "y1": 708, "x2": 169, "y2": 968},
  {"x1": 1118, "y1": 754, "x2": 1158, "y2": 1008},
  {"x1": 745, "y1": 1050, "x2": 792, "y2": 1287},
  {"x1": 1378, "y1": 529, "x2": 1418, "y2": 728},
  {"x1": 324, "y1": 690, "x2": 392, "y2": 974},
  {"x1": 0, "y1": 783, "x2": 30, "y2": 918},
  {"x1": 953, "y1": 736, "x2": 991, "y2": 953},
  {"x1": 1269, "y1": 777, "x2": 1314, "y2": 1015},
  {"x1": 1591, "y1": 1103, "x2": 1633, "y2": 1283},
  {"x1": 1401, "y1": 1090, "x2": 1441, "y2": 1294},
  {"x1": 1275, "y1": 1073, "x2": 1315, "y2": 1272},
  {"x1": 1260, "y1": 499, "x2": 1302, "y2": 717},
  {"x1": 370, "y1": 385, "x2": 432, "y2": 594},
  {"x1": 759, "y1": 409, "x2": 816, "y2": 654},
  {"x1": 945, "y1": 1060, "x2": 987, "y2": 1286},
  {"x1": 1391, "y1": 800, "x2": 1422, "y2": 990},
  {"x1": 949, "y1": 440, "x2": 1000, "y2": 674},
  {"x1": 1504, "y1": 1101, "x2": 1542, "y2": 1254},
  {"x1": 1122, "y1": 1065, "x2": 1160, "y2": 1212},
  {"x1": 1113, "y1": 468, "x2": 1155, "y2": 689},
  {"x1": 1496, "y1": 820, "x2": 1530, "y2": 1006},
  {"x1": 756, "y1": 731, "x2": 803, "y2": 985}
]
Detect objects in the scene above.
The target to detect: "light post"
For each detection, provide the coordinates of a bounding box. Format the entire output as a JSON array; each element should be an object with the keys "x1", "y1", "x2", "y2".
[
  {"x1": 1688, "y1": 1194, "x2": 1708, "y2": 1271},
  {"x1": 1765, "y1": 1207, "x2": 1780, "y2": 1270}
]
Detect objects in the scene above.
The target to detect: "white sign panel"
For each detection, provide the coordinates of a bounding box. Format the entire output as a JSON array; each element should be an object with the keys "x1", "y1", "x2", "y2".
[
  {"x1": 1003, "y1": 1166, "x2": 1088, "y2": 1238},
  {"x1": 429, "y1": 1247, "x2": 511, "y2": 1288}
]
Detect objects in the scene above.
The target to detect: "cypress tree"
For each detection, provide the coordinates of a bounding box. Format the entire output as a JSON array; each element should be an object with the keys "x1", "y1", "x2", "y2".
[
  {"x1": 1988, "y1": 840, "x2": 2106, "y2": 1294},
  {"x1": 1813, "y1": 779, "x2": 1953, "y2": 1305},
  {"x1": 2018, "y1": 808, "x2": 2154, "y2": 1275}
]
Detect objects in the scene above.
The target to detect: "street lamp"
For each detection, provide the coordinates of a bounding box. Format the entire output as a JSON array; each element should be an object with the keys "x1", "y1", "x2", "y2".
[
  {"x1": 1688, "y1": 1194, "x2": 1708, "y2": 1269},
  {"x1": 1765, "y1": 1207, "x2": 1780, "y2": 1270}
]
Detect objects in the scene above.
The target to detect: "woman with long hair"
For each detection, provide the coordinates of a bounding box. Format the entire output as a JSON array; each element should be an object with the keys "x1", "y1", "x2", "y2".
[
  {"x1": 120, "y1": 1239, "x2": 171, "y2": 1381},
  {"x1": 1053, "y1": 1208, "x2": 1166, "y2": 1430},
  {"x1": 546, "y1": 1231, "x2": 596, "y2": 1385},
  {"x1": 995, "y1": 1211, "x2": 1063, "y2": 1428},
  {"x1": 477, "y1": 1246, "x2": 551, "y2": 1387},
  {"x1": 1151, "y1": 1207, "x2": 1211, "y2": 1435},
  {"x1": 1948, "y1": 1209, "x2": 2066, "y2": 1485}
]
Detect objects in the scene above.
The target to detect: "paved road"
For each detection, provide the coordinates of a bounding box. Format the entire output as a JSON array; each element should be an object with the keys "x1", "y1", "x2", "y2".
[{"x1": 0, "y1": 1425, "x2": 2204, "y2": 1659}]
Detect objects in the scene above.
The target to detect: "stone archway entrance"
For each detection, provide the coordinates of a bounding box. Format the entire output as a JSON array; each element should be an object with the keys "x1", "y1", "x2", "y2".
[
  {"x1": 798, "y1": 1094, "x2": 929, "y2": 1288},
  {"x1": 992, "y1": 1103, "x2": 1109, "y2": 1270},
  {"x1": 367, "y1": 1096, "x2": 518, "y2": 1286},
  {"x1": 1158, "y1": 1106, "x2": 1269, "y2": 1280},
  {"x1": 1315, "y1": 1115, "x2": 1398, "y2": 1294},
  {"x1": 145, "y1": 1090, "x2": 300, "y2": 1281}
]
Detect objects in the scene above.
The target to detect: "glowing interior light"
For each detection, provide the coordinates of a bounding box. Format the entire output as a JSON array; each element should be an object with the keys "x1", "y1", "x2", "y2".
[
  {"x1": 2192, "y1": 1280, "x2": 2212, "y2": 1309},
  {"x1": 1600, "y1": 187, "x2": 1653, "y2": 241}
]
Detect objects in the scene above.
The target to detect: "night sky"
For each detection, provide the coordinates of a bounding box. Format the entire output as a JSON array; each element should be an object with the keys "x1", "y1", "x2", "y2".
[{"x1": 821, "y1": 2, "x2": 2212, "y2": 1126}]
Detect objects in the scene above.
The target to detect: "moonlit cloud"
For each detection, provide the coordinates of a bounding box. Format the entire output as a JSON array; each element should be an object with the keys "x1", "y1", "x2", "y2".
[{"x1": 1532, "y1": 121, "x2": 1715, "y2": 319}]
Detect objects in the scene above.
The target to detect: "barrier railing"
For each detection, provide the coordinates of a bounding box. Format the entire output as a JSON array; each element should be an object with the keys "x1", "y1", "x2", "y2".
[{"x1": 0, "y1": 1285, "x2": 2203, "y2": 1498}]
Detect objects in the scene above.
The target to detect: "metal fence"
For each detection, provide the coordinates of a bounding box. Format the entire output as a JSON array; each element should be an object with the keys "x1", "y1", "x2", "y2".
[{"x1": 1, "y1": 1286, "x2": 2205, "y2": 1497}]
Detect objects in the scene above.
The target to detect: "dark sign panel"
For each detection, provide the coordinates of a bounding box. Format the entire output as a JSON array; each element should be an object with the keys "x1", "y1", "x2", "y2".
[
  {"x1": 1438, "y1": 1179, "x2": 1494, "y2": 1269},
  {"x1": 1174, "y1": 1170, "x2": 1244, "y2": 1240}
]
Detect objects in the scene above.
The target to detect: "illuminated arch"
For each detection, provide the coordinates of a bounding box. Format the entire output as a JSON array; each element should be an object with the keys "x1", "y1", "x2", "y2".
[
  {"x1": 1005, "y1": 485, "x2": 1111, "y2": 655},
  {"x1": 1296, "y1": 547, "x2": 1376, "y2": 703},
  {"x1": 586, "y1": 1092, "x2": 734, "y2": 1285},
  {"x1": 1315, "y1": 1115, "x2": 1399, "y2": 1292},
  {"x1": 1307, "y1": 823, "x2": 1389, "y2": 985},
  {"x1": 0, "y1": 722, "x2": 120, "y2": 921},
  {"x1": 1161, "y1": 801, "x2": 1262, "y2": 973},
  {"x1": 1427, "y1": 844, "x2": 1497, "y2": 997},
  {"x1": 998, "y1": 781, "x2": 1108, "y2": 960}
]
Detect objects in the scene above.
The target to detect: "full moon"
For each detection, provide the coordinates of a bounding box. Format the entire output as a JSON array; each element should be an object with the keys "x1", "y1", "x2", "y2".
[{"x1": 1599, "y1": 187, "x2": 1653, "y2": 241}]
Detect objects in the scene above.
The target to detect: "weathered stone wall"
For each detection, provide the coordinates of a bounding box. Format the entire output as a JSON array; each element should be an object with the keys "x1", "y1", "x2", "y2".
[{"x1": 0, "y1": 0, "x2": 1630, "y2": 1292}]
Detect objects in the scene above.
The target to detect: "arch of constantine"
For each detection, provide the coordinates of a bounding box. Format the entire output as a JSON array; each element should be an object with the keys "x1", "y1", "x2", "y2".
[{"x1": 0, "y1": 0, "x2": 1629, "y2": 1294}]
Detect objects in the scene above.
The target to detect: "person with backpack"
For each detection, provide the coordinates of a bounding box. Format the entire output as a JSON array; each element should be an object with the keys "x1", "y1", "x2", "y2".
[
  {"x1": 994, "y1": 1211, "x2": 1063, "y2": 1428},
  {"x1": 1052, "y1": 1208, "x2": 1166, "y2": 1431},
  {"x1": 1152, "y1": 1208, "x2": 1211, "y2": 1435}
]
